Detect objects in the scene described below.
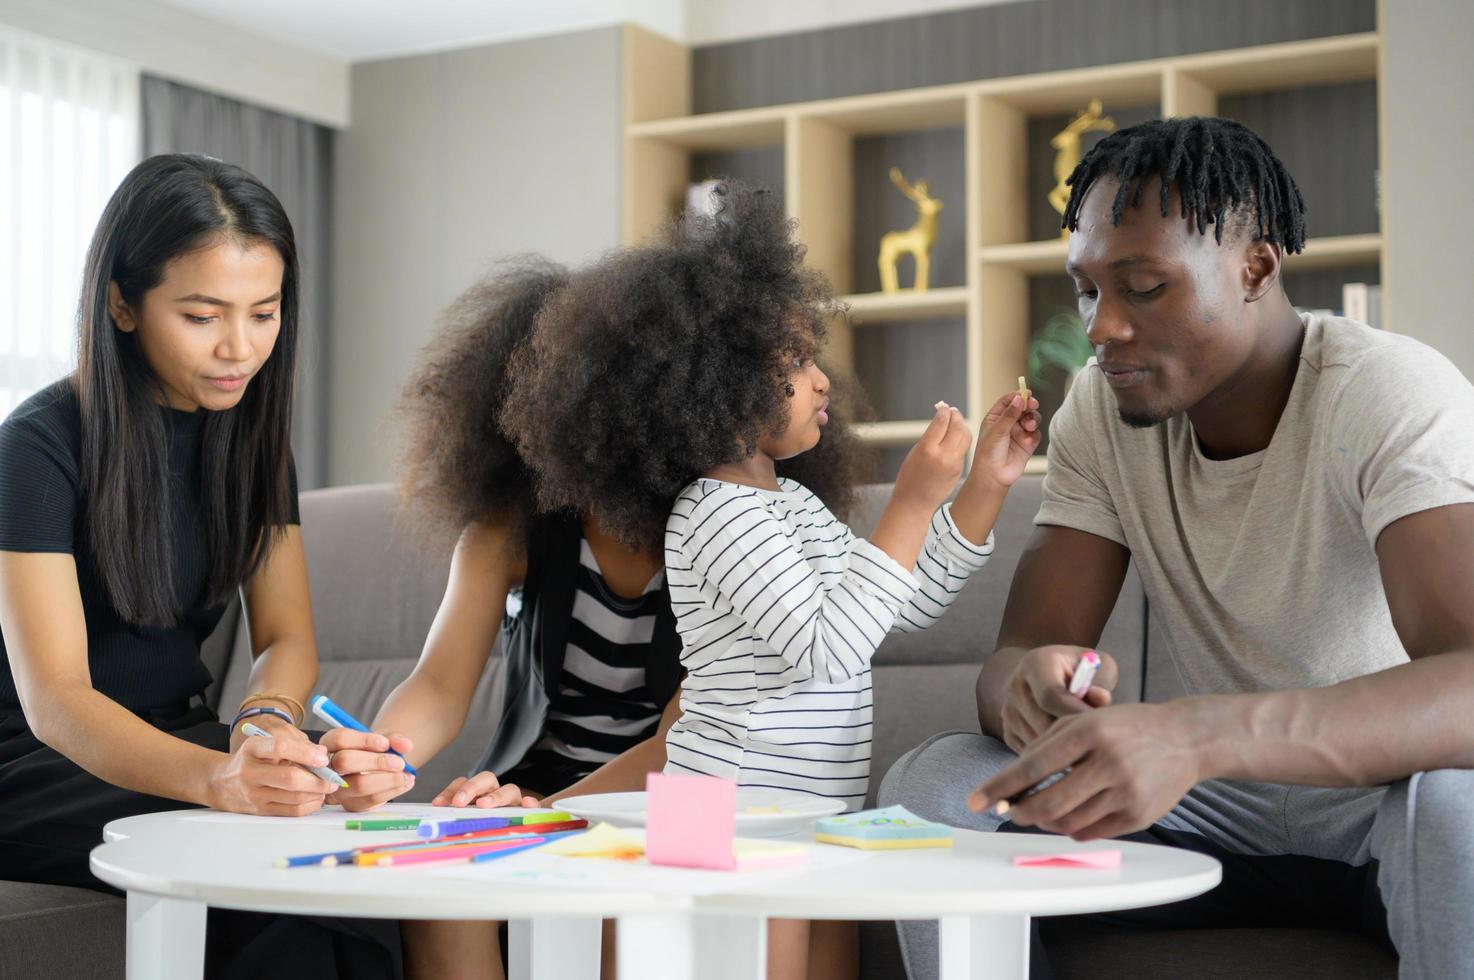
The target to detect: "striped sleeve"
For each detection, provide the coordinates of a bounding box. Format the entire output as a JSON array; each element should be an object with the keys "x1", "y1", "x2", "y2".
[
  {"x1": 677, "y1": 485, "x2": 918, "y2": 683},
  {"x1": 891, "y1": 502, "x2": 993, "y2": 633}
]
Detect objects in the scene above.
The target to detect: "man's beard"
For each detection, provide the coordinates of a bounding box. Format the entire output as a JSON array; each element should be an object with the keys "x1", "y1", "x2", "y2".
[{"x1": 1118, "y1": 407, "x2": 1168, "y2": 429}]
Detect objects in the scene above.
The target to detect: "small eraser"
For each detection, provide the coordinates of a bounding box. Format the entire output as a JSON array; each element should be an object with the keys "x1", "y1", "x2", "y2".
[{"x1": 934, "y1": 400, "x2": 948, "y2": 411}]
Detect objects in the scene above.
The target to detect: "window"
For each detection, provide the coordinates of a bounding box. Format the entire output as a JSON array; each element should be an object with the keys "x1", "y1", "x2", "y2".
[{"x1": 0, "y1": 26, "x2": 137, "y2": 417}]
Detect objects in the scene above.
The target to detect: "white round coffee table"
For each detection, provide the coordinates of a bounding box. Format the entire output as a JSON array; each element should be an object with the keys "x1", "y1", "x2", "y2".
[
  {"x1": 698, "y1": 827, "x2": 1222, "y2": 979},
  {"x1": 91, "y1": 804, "x2": 1220, "y2": 980},
  {"x1": 90, "y1": 804, "x2": 678, "y2": 980}
]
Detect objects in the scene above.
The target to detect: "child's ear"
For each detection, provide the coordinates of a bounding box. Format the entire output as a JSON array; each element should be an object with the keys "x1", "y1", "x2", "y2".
[{"x1": 108, "y1": 282, "x2": 137, "y2": 333}]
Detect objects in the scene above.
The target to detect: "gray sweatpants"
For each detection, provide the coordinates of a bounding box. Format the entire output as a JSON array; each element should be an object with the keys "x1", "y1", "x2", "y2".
[{"x1": 877, "y1": 731, "x2": 1474, "y2": 980}]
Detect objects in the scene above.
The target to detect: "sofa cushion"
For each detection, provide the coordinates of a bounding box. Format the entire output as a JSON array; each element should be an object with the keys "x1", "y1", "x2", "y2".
[
  {"x1": 1049, "y1": 921, "x2": 1396, "y2": 979},
  {"x1": 0, "y1": 881, "x2": 124, "y2": 979}
]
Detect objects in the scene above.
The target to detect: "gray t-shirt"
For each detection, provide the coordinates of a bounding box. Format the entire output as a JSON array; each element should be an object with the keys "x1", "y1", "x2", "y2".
[{"x1": 1038, "y1": 313, "x2": 1474, "y2": 696}]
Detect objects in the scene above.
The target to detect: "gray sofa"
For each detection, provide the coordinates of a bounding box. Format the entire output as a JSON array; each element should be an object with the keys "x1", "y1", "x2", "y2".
[{"x1": 0, "y1": 479, "x2": 1397, "y2": 979}]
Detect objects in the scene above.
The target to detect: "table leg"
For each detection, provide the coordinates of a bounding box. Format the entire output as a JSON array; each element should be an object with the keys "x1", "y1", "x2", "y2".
[
  {"x1": 695, "y1": 912, "x2": 765, "y2": 979},
  {"x1": 616, "y1": 912, "x2": 764, "y2": 980},
  {"x1": 938, "y1": 913, "x2": 1029, "y2": 980},
  {"x1": 507, "y1": 917, "x2": 602, "y2": 980},
  {"x1": 126, "y1": 892, "x2": 205, "y2": 980}
]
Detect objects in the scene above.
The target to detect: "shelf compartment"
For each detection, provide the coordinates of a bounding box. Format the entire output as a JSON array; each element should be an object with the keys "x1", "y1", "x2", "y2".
[
  {"x1": 842, "y1": 287, "x2": 969, "y2": 324},
  {"x1": 978, "y1": 65, "x2": 1163, "y2": 116},
  {"x1": 979, "y1": 234, "x2": 1382, "y2": 276},
  {"x1": 1175, "y1": 33, "x2": 1378, "y2": 97},
  {"x1": 1289, "y1": 233, "x2": 1382, "y2": 271},
  {"x1": 806, "y1": 88, "x2": 970, "y2": 135},
  {"x1": 977, "y1": 239, "x2": 1068, "y2": 274}
]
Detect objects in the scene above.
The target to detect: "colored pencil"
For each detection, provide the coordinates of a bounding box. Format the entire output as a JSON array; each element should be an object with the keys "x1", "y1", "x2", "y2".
[
  {"x1": 276, "y1": 825, "x2": 579, "y2": 868},
  {"x1": 416, "y1": 813, "x2": 583, "y2": 839},
  {"x1": 365, "y1": 827, "x2": 587, "y2": 867},
  {"x1": 369, "y1": 837, "x2": 545, "y2": 867},
  {"x1": 346, "y1": 818, "x2": 421, "y2": 831}
]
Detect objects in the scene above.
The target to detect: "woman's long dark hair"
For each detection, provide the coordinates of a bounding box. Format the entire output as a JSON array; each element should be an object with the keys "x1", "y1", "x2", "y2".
[{"x1": 75, "y1": 154, "x2": 299, "y2": 627}]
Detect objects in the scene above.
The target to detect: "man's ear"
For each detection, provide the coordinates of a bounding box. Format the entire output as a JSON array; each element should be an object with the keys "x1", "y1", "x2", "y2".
[
  {"x1": 1242, "y1": 239, "x2": 1282, "y2": 303},
  {"x1": 107, "y1": 282, "x2": 136, "y2": 333}
]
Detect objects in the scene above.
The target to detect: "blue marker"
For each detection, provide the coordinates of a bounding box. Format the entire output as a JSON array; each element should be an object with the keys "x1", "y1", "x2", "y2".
[
  {"x1": 309, "y1": 694, "x2": 418, "y2": 776},
  {"x1": 239, "y1": 722, "x2": 347, "y2": 788}
]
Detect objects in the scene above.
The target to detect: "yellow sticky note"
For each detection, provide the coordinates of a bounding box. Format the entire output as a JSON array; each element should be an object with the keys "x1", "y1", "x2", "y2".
[{"x1": 542, "y1": 822, "x2": 644, "y2": 860}]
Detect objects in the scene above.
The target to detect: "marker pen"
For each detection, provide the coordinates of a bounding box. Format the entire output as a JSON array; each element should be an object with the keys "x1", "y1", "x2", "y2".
[
  {"x1": 239, "y1": 722, "x2": 348, "y2": 788},
  {"x1": 1067, "y1": 650, "x2": 1101, "y2": 698},
  {"x1": 310, "y1": 695, "x2": 418, "y2": 776}
]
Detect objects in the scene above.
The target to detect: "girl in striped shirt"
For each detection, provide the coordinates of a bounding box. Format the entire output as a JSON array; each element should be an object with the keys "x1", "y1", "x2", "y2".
[{"x1": 503, "y1": 180, "x2": 1041, "y2": 980}]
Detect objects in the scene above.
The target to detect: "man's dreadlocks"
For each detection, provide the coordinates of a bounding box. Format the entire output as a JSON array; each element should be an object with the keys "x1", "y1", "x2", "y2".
[{"x1": 1061, "y1": 116, "x2": 1307, "y2": 254}]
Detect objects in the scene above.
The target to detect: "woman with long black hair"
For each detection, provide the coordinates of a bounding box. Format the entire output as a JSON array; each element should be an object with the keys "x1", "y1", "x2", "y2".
[{"x1": 0, "y1": 154, "x2": 398, "y2": 976}]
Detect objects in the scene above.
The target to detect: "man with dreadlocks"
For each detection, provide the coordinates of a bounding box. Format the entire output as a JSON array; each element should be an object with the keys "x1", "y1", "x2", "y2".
[{"x1": 881, "y1": 116, "x2": 1474, "y2": 979}]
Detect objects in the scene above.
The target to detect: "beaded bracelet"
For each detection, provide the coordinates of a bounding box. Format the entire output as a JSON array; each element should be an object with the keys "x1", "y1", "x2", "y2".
[{"x1": 231, "y1": 705, "x2": 296, "y2": 731}]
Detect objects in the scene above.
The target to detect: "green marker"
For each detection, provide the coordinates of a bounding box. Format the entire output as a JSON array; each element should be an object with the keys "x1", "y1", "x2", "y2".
[{"x1": 346, "y1": 818, "x2": 422, "y2": 831}]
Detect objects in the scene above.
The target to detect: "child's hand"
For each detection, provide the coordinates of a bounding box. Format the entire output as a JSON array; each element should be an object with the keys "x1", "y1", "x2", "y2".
[
  {"x1": 893, "y1": 403, "x2": 971, "y2": 513},
  {"x1": 321, "y1": 728, "x2": 416, "y2": 813},
  {"x1": 431, "y1": 770, "x2": 540, "y2": 809},
  {"x1": 969, "y1": 390, "x2": 1042, "y2": 491}
]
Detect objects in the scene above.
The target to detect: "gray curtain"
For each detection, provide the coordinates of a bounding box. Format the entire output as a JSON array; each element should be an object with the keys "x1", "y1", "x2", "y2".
[{"x1": 140, "y1": 75, "x2": 332, "y2": 489}]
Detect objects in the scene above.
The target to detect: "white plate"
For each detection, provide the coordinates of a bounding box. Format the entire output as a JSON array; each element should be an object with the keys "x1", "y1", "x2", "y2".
[{"x1": 553, "y1": 788, "x2": 845, "y2": 838}]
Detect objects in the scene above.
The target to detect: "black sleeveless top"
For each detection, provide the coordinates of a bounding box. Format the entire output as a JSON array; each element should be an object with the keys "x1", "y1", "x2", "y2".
[
  {"x1": 0, "y1": 380, "x2": 298, "y2": 724},
  {"x1": 475, "y1": 513, "x2": 682, "y2": 790}
]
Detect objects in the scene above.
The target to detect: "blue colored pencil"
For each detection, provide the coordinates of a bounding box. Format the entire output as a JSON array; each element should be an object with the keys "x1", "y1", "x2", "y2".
[
  {"x1": 468, "y1": 831, "x2": 581, "y2": 863},
  {"x1": 275, "y1": 829, "x2": 555, "y2": 868}
]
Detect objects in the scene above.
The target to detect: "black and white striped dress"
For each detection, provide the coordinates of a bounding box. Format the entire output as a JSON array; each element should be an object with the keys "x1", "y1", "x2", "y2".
[
  {"x1": 662, "y1": 477, "x2": 993, "y2": 810},
  {"x1": 510, "y1": 540, "x2": 666, "y2": 790}
]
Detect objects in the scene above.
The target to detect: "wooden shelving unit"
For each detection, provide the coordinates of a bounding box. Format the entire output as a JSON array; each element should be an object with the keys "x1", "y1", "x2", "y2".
[{"x1": 620, "y1": 27, "x2": 1385, "y2": 470}]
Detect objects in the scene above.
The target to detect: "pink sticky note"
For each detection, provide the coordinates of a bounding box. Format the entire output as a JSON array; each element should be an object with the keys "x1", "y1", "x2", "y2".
[
  {"x1": 645, "y1": 773, "x2": 737, "y2": 871},
  {"x1": 1013, "y1": 849, "x2": 1122, "y2": 869}
]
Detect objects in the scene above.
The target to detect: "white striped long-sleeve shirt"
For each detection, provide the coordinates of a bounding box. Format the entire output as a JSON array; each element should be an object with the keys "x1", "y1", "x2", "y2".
[{"x1": 662, "y1": 477, "x2": 993, "y2": 809}]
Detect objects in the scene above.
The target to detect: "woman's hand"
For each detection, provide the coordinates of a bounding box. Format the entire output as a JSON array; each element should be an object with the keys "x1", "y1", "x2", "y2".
[
  {"x1": 227, "y1": 707, "x2": 308, "y2": 755},
  {"x1": 206, "y1": 732, "x2": 338, "y2": 817},
  {"x1": 968, "y1": 391, "x2": 1042, "y2": 492},
  {"x1": 321, "y1": 728, "x2": 417, "y2": 812},
  {"x1": 431, "y1": 770, "x2": 539, "y2": 809}
]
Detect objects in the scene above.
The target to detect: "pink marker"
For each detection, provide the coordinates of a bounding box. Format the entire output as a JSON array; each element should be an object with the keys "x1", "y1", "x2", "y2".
[{"x1": 1067, "y1": 650, "x2": 1101, "y2": 698}]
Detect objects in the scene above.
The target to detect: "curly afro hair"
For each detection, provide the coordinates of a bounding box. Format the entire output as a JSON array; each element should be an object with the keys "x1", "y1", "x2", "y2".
[
  {"x1": 394, "y1": 256, "x2": 568, "y2": 549},
  {"x1": 500, "y1": 181, "x2": 875, "y2": 554}
]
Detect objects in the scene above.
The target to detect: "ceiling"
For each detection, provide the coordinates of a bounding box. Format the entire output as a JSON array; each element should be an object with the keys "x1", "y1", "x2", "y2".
[{"x1": 151, "y1": 0, "x2": 1023, "y2": 62}]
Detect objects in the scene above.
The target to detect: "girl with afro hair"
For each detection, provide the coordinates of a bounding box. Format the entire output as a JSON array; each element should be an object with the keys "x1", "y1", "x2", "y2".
[
  {"x1": 321, "y1": 250, "x2": 876, "y2": 980},
  {"x1": 500, "y1": 182, "x2": 1042, "y2": 980}
]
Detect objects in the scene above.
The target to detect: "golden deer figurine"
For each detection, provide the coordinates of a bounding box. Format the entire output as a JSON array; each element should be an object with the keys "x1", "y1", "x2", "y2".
[
  {"x1": 878, "y1": 168, "x2": 943, "y2": 293},
  {"x1": 1049, "y1": 99, "x2": 1116, "y2": 238}
]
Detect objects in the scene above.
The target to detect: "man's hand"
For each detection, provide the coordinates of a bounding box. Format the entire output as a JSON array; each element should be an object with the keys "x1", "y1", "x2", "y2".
[
  {"x1": 970, "y1": 702, "x2": 1204, "y2": 841},
  {"x1": 999, "y1": 645, "x2": 1117, "y2": 752}
]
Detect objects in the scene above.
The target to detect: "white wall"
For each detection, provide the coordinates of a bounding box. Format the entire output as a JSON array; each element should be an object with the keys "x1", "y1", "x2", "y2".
[
  {"x1": 1382, "y1": 0, "x2": 1474, "y2": 373},
  {"x1": 328, "y1": 27, "x2": 622, "y2": 486},
  {"x1": 0, "y1": 0, "x2": 348, "y2": 126}
]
